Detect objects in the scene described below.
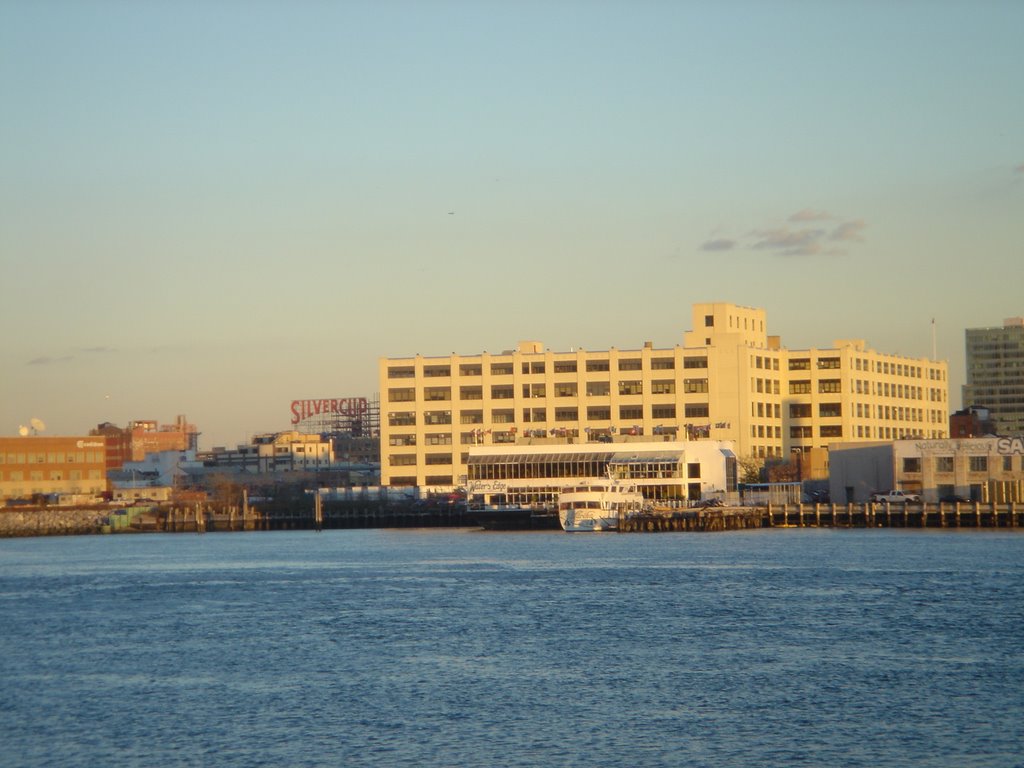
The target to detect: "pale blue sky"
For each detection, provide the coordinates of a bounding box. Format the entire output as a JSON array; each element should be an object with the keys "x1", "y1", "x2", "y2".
[{"x1": 2, "y1": 1, "x2": 1021, "y2": 447}]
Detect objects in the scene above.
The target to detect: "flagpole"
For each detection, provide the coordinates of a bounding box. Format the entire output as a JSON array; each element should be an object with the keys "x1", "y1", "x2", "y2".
[{"x1": 931, "y1": 318, "x2": 937, "y2": 360}]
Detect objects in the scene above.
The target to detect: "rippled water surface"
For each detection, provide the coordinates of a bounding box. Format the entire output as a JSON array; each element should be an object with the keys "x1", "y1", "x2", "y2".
[{"x1": 1, "y1": 528, "x2": 1022, "y2": 767}]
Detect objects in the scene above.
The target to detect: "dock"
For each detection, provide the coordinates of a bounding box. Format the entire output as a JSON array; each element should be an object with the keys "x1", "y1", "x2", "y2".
[{"x1": 621, "y1": 500, "x2": 1022, "y2": 532}]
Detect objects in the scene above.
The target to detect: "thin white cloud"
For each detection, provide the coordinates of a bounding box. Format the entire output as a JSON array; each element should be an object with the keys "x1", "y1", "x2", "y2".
[
  {"x1": 830, "y1": 220, "x2": 866, "y2": 242},
  {"x1": 28, "y1": 356, "x2": 73, "y2": 366},
  {"x1": 788, "y1": 209, "x2": 833, "y2": 222},
  {"x1": 751, "y1": 227, "x2": 828, "y2": 255},
  {"x1": 699, "y1": 209, "x2": 866, "y2": 257},
  {"x1": 700, "y1": 238, "x2": 736, "y2": 252}
]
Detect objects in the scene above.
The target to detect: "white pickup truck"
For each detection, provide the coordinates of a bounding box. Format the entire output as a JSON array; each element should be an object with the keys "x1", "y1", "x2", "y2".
[{"x1": 870, "y1": 490, "x2": 921, "y2": 503}]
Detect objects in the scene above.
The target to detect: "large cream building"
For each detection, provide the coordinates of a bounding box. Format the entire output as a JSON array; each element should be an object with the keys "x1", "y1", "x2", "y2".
[{"x1": 379, "y1": 302, "x2": 949, "y2": 488}]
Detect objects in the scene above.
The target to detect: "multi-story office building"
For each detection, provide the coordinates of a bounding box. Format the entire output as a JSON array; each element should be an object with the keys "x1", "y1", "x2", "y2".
[
  {"x1": 379, "y1": 302, "x2": 948, "y2": 489},
  {"x1": 0, "y1": 436, "x2": 108, "y2": 502},
  {"x1": 963, "y1": 317, "x2": 1024, "y2": 436}
]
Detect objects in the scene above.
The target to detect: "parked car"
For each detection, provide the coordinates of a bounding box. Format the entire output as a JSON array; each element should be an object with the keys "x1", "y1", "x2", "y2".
[{"x1": 870, "y1": 490, "x2": 921, "y2": 503}]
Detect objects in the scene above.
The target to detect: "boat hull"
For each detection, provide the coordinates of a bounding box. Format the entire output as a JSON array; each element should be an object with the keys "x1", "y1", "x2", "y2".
[
  {"x1": 558, "y1": 509, "x2": 619, "y2": 532},
  {"x1": 471, "y1": 507, "x2": 560, "y2": 531}
]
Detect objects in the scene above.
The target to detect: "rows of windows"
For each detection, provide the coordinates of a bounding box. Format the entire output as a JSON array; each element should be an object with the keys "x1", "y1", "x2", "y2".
[
  {"x1": 388, "y1": 401, "x2": 713, "y2": 429},
  {"x1": 0, "y1": 452, "x2": 103, "y2": 465},
  {"x1": 901, "y1": 455, "x2": 1018, "y2": 474},
  {"x1": 0, "y1": 469, "x2": 102, "y2": 481},
  {"x1": 388, "y1": 355, "x2": 712, "y2": 380}
]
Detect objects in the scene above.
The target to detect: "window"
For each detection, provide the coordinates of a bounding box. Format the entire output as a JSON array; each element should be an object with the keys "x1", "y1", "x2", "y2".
[
  {"x1": 969, "y1": 456, "x2": 988, "y2": 472},
  {"x1": 491, "y1": 385, "x2": 514, "y2": 399},
  {"x1": 424, "y1": 411, "x2": 452, "y2": 425},
  {"x1": 790, "y1": 426, "x2": 812, "y2": 438},
  {"x1": 554, "y1": 360, "x2": 577, "y2": 373},
  {"x1": 684, "y1": 378, "x2": 708, "y2": 394},
  {"x1": 389, "y1": 412, "x2": 416, "y2": 427},
  {"x1": 819, "y1": 379, "x2": 842, "y2": 393},
  {"x1": 390, "y1": 454, "x2": 417, "y2": 466},
  {"x1": 524, "y1": 384, "x2": 546, "y2": 398},
  {"x1": 423, "y1": 365, "x2": 451, "y2": 378},
  {"x1": 687, "y1": 462, "x2": 701, "y2": 478},
  {"x1": 789, "y1": 358, "x2": 810, "y2": 370},
  {"x1": 618, "y1": 358, "x2": 642, "y2": 371},
  {"x1": 586, "y1": 359, "x2": 610, "y2": 372},
  {"x1": 460, "y1": 410, "x2": 483, "y2": 424},
  {"x1": 819, "y1": 403, "x2": 842, "y2": 418},
  {"x1": 388, "y1": 366, "x2": 415, "y2": 379},
  {"x1": 705, "y1": 314, "x2": 714, "y2": 327},
  {"x1": 1004, "y1": 456, "x2": 1014, "y2": 472},
  {"x1": 684, "y1": 404, "x2": 709, "y2": 418},
  {"x1": 903, "y1": 457, "x2": 921, "y2": 473},
  {"x1": 555, "y1": 408, "x2": 578, "y2": 422},
  {"x1": 820, "y1": 425, "x2": 843, "y2": 438},
  {"x1": 424, "y1": 387, "x2": 451, "y2": 401},
  {"x1": 935, "y1": 456, "x2": 954, "y2": 473},
  {"x1": 460, "y1": 386, "x2": 482, "y2": 400},
  {"x1": 424, "y1": 475, "x2": 453, "y2": 486},
  {"x1": 490, "y1": 363, "x2": 513, "y2": 376},
  {"x1": 388, "y1": 388, "x2": 415, "y2": 402},
  {"x1": 818, "y1": 357, "x2": 841, "y2": 369},
  {"x1": 683, "y1": 356, "x2": 708, "y2": 369},
  {"x1": 652, "y1": 404, "x2": 676, "y2": 419},
  {"x1": 618, "y1": 380, "x2": 643, "y2": 396},
  {"x1": 651, "y1": 380, "x2": 675, "y2": 395},
  {"x1": 619, "y1": 405, "x2": 643, "y2": 420},
  {"x1": 491, "y1": 409, "x2": 514, "y2": 423},
  {"x1": 586, "y1": 381, "x2": 610, "y2": 396},
  {"x1": 587, "y1": 406, "x2": 611, "y2": 420},
  {"x1": 389, "y1": 434, "x2": 416, "y2": 446},
  {"x1": 790, "y1": 380, "x2": 811, "y2": 394},
  {"x1": 459, "y1": 364, "x2": 482, "y2": 376},
  {"x1": 651, "y1": 358, "x2": 675, "y2": 370},
  {"x1": 426, "y1": 433, "x2": 452, "y2": 446},
  {"x1": 554, "y1": 383, "x2": 578, "y2": 397},
  {"x1": 425, "y1": 454, "x2": 452, "y2": 465}
]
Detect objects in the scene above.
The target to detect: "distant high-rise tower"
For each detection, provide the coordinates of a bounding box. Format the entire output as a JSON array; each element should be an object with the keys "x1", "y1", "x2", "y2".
[{"x1": 963, "y1": 317, "x2": 1024, "y2": 436}]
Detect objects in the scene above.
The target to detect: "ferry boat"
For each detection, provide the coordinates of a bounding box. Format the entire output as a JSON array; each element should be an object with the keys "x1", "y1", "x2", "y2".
[{"x1": 557, "y1": 477, "x2": 646, "y2": 532}]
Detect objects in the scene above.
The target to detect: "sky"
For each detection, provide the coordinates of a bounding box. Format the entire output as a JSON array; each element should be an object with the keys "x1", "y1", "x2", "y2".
[{"x1": 1, "y1": 0, "x2": 1022, "y2": 449}]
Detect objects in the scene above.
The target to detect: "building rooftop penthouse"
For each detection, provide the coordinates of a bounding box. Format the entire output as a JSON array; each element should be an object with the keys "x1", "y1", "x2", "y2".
[{"x1": 378, "y1": 302, "x2": 948, "y2": 490}]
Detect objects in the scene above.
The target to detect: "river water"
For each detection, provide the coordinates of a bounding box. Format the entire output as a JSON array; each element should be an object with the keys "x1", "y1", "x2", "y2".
[{"x1": 1, "y1": 528, "x2": 1021, "y2": 767}]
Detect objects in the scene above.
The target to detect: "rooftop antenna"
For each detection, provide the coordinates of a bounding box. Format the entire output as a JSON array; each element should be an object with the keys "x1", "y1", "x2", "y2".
[
  {"x1": 29, "y1": 417, "x2": 46, "y2": 435},
  {"x1": 931, "y1": 318, "x2": 937, "y2": 360},
  {"x1": 18, "y1": 425, "x2": 29, "y2": 437}
]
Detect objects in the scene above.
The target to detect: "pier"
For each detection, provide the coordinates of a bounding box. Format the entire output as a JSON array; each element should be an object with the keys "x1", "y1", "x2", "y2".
[
  {"x1": 621, "y1": 500, "x2": 1022, "y2": 532},
  {"x1": 1, "y1": 499, "x2": 1021, "y2": 537}
]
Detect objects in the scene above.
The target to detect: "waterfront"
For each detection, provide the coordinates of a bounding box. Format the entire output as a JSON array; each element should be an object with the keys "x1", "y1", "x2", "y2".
[{"x1": 1, "y1": 529, "x2": 1022, "y2": 767}]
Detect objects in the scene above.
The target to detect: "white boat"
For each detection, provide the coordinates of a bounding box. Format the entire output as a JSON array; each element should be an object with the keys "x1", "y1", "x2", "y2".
[{"x1": 557, "y1": 477, "x2": 646, "y2": 532}]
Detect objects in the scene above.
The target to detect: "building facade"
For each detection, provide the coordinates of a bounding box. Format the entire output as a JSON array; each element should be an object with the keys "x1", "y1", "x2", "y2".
[
  {"x1": 963, "y1": 317, "x2": 1024, "y2": 436},
  {"x1": 829, "y1": 437, "x2": 1024, "y2": 504},
  {"x1": 379, "y1": 302, "x2": 949, "y2": 489},
  {"x1": 193, "y1": 431, "x2": 333, "y2": 475},
  {"x1": 0, "y1": 436, "x2": 108, "y2": 502},
  {"x1": 465, "y1": 440, "x2": 736, "y2": 510},
  {"x1": 127, "y1": 415, "x2": 198, "y2": 461}
]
